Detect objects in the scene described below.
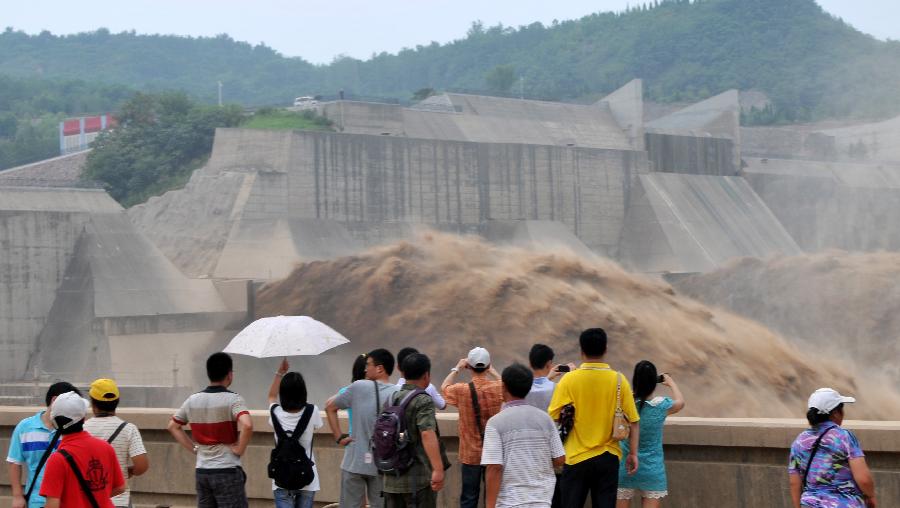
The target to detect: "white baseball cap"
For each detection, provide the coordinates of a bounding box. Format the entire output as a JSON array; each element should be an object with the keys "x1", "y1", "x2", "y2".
[
  {"x1": 467, "y1": 347, "x2": 491, "y2": 369},
  {"x1": 50, "y1": 391, "x2": 90, "y2": 429},
  {"x1": 808, "y1": 388, "x2": 856, "y2": 415}
]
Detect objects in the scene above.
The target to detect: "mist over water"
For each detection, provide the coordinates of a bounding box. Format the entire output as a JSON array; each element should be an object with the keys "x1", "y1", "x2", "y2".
[
  {"x1": 256, "y1": 232, "x2": 900, "y2": 419},
  {"x1": 675, "y1": 250, "x2": 900, "y2": 385}
]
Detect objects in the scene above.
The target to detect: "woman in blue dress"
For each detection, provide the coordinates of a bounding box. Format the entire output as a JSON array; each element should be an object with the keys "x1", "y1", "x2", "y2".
[{"x1": 616, "y1": 361, "x2": 685, "y2": 507}]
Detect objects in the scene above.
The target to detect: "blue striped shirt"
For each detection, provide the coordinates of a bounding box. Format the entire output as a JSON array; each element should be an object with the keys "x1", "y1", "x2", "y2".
[{"x1": 6, "y1": 411, "x2": 57, "y2": 508}]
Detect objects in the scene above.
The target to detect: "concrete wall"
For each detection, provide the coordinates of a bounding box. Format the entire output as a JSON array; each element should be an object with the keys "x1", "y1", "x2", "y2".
[
  {"x1": 644, "y1": 133, "x2": 736, "y2": 176},
  {"x1": 206, "y1": 129, "x2": 646, "y2": 256},
  {"x1": 321, "y1": 94, "x2": 635, "y2": 151},
  {"x1": 2, "y1": 408, "x2": 897, "y2": 507},
  {"x1": 741, "y1": 127, "x2": 837, "y2": 160},
  {"x1": 0, "y1": 187, "x2": 249, "y2": 392},
  {"x1": 744, "y1": 157, "x2": 900, "y2": 252},
  {"x1": 0, "y1": 210, "x2": 85, "y2": 380},
  {"x1": 618, "y1": 173, "x2": 801, "y2": 273},
  {"x1": 0, "y1": 187, "x2": 122, "y2": 381}
]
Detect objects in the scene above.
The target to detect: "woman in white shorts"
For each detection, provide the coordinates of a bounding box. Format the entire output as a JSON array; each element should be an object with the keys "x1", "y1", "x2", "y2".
[{"x1": 616, "y1": 361, "x2": 685, "y2": 507}]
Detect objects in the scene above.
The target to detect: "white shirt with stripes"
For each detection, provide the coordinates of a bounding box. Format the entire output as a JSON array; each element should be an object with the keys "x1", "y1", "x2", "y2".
[
  {"x1": 481, "y1": 400, "x2": 565, "y2": 508},
  {"x1": 84, "y1": 415, "x2": 147, "y2": 507}
]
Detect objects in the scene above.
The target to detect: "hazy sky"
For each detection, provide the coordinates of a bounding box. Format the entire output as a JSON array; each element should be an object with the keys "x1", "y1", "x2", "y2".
[{"x1": 7, "y1": 1, "x2": 900, "y2": 64}]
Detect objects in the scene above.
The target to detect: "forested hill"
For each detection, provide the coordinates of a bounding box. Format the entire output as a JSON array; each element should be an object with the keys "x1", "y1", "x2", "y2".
[{"x1": 4, "y1": 0, "x2": 900, "y2": 122}]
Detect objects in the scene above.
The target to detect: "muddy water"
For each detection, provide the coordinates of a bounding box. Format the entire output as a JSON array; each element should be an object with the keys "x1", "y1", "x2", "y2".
[{"x1": 257, "y1": 233, "x2": 900, "y2": 419}]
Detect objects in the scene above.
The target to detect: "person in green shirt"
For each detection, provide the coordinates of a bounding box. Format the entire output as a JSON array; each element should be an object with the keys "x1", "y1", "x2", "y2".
[{"x1": 382, "y1": 353, "x2": 450, "y2": 508}]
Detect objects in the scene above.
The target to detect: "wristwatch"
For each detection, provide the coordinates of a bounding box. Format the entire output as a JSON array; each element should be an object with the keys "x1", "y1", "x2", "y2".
[{"x1": 450, "y1": 367, "x2": 459, "y2": 373}]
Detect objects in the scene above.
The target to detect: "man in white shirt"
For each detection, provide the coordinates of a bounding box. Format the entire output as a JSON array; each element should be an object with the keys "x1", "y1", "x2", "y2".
[
  {"x1": 396, "y1": 347, "x2": 447, "y2": 409},
  {"x1": 482, "y1": 363, "x2": 565, "y2": 508},
  {"x1": 83, "y1": 378, "x2": 149, "y2": 508}
]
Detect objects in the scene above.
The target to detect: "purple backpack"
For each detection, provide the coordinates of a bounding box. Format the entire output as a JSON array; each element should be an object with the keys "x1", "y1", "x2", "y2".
[{"x1": 372, "y1": 388, "x2": 428, "y2": 475}]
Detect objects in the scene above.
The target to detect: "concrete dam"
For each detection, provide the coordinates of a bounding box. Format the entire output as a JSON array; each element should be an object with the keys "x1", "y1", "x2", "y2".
[{"x1": 4, "y1": 79, "x2": 900, "y2": 411}]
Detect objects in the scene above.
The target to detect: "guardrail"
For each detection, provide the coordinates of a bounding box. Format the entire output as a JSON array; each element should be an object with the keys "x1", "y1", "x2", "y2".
[{"x1": 1, "y1": 408, "x2": 898, "y2": 507}]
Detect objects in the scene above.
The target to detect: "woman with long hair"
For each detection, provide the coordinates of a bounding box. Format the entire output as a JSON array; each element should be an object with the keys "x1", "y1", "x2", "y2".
[
  {"x1": 616, "y1": 360, "x2": 685, "y2": 507},
  {"x1": 788, "y1": 388, "x2": 876, "y2": 508},
  {"x1": 267, "y1": 359, "x2": 323, "y2": 508}
]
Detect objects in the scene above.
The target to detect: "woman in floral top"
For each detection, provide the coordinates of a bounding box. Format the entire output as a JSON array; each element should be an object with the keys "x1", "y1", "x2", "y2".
[{"x1": 788, "y1": 388, "x2": 877, "y2": 508}]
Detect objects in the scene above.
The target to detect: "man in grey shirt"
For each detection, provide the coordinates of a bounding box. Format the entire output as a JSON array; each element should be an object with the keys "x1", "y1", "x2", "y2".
[
  {"x1": 483, "y1": 363, "x2": 566, "y2": 508},
  {"x1": 327, "y1": 348, "x2": 400, "y2": 508}
]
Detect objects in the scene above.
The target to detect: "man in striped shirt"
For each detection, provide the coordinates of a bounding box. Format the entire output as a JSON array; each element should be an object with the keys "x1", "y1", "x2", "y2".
[
  {"x1": 482, "y1": 364, "x2": 565, "y2": 508},
  {"x1": 167, "y1": 352, "x2": 253, "y2": 508},
  {"x1": 84, "y1": 378, "x2": 148, "y2": 508},
  {"x1": 6, "y1": 382, "x2": 81, "y2": 508}
]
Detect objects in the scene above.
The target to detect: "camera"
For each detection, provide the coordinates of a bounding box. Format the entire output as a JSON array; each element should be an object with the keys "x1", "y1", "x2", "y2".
[
  {"x1": 557, "y1": 365, "x2": 571, "y2": 372},
  {"x1": 657, "y1": 374, "x2": 666, "y2": 383}
]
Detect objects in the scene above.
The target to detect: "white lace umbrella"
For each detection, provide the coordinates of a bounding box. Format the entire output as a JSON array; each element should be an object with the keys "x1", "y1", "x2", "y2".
[{"x1": 223, "y1": 315, "x2": 350, "y2": 358}]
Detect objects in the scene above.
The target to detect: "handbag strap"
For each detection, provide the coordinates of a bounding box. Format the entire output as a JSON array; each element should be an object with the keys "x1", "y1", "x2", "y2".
[
  {"x1": 373, "y1": 380, "x2": 380, "y2": 417},
  {"x1": 106, "y1": 422, "x2": 128, "y2": 445},
  {"x1": 615, "y1": 373, "x2": 623, "y2": 413},
  {"x1": 270, "y1": 404, "x2": 287, "y2": 440},
  {"x1": 802, "y1": 426, "x2": 834, "y2": 491},
  {"x1": 369, "y1": 380, "x2": 380, "y2": 449},
  {"x1": 58, "y1": 449, "x2": 101, "y2": 508},
  {"x1": 24, "y1": 430, "x2": 60, "y2": 502},
  {"x1": 468, "y1": 382, "x2": 484, "y2": 441}
]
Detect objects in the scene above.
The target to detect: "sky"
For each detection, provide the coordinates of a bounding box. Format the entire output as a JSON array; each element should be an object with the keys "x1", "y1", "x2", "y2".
[{"x1": 6, "y1": 1, "x2": 900, "y2": 64}]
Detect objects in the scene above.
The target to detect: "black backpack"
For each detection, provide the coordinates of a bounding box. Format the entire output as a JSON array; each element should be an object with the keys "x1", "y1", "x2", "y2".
[
  {"x1": 268, "y1": 404, "x2": 316, "y2": 490},
  {"x1": 373, "y1": 388, "x2": 428, "y2": 475}
]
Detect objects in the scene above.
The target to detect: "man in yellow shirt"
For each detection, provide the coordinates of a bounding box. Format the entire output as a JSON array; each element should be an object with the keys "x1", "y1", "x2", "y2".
[{"x1": 548, "y1": 328, "x2": 640, "y2": 508}]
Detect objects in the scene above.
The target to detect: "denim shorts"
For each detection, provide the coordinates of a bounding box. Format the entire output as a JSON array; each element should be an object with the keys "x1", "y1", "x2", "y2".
[{"x1": 273, "y1": 488, "x2": 315, "y2": 508}]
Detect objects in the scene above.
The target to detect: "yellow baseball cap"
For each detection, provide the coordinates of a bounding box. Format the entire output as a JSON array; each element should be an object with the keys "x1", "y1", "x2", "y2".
[{"x1": 89, "y1": 378, "x2": 120, "y2": 401}]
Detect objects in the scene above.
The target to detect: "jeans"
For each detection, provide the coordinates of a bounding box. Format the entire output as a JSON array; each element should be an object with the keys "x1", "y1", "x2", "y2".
[
  {"x1": 340, "y1": 469, "x2": 385, "y2": 508},
  {"x1": 196, "y1": 467, "x2": 248, "y2": 508},
  {"x1": 273, "y1": 488, "x2": 315, "y2": 508},
  {"x1": 559, "y1": 452, "x2": 619, "y2": 508},
  {"x1": 459, "y1": 464, "x2": 484, "y2": 508}
]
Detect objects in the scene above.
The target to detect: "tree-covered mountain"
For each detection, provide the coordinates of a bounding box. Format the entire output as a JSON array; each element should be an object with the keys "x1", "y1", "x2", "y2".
[{"x1": 3, "y1": 0, "x2": 900, "y2": 122}]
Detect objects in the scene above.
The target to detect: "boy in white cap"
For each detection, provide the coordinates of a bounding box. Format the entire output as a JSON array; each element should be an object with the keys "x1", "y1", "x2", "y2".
[
  {"x1": 84, "y1": 378, "x2": 149, "y2": 508},
  {"x1": 441, "y1": 347, "x2": 502, "y2": 508},
  {"x1": 39, "y1": 391, "x2": 126, "y2": 508}
]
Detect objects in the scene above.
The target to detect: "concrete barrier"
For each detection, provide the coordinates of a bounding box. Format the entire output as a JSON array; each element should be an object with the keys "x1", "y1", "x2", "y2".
[{"x1": 1, "y1": 408, "x2": 897, "y2": 507}]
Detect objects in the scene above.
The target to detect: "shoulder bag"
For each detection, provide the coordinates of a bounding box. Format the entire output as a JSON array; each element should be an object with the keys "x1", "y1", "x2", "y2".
[
  {"x1": 802, "y1": 426, "x2": 834, "y2": 492},
  {"x1": 611, "y1": 373, "x2": 630, "y2": 441},
  {"x1": 58, "y1": 449, "x2": 101, "y2": 508}
]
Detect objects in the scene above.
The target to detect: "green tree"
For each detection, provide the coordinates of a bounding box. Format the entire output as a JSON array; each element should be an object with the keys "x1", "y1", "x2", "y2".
[
  {"x1": 412, "y1": 87, "x2": 436, "y2": 101},
  {"x1": 2, "y1": 1, "x2": 900, "y2": 122},
  {"x1": 485, "y1": 65, "x2": 517, "y2": 93},
  {"x1": 0, "y1": 113, "x2": 16, "y2": 138},
  {"x1": 83, "y1": 92, "x2": 243, "y2": 206}
]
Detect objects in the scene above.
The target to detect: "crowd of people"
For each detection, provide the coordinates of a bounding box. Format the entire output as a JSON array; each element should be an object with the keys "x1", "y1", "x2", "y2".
[{"x1": 4, "y1": 327, "x2": 879, "y2": 508}]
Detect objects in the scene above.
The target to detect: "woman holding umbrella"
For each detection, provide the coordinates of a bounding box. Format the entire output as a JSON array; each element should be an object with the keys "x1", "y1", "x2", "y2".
[{"x1": 267, "y1": 359, "x2": 323, "y2": 508}]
